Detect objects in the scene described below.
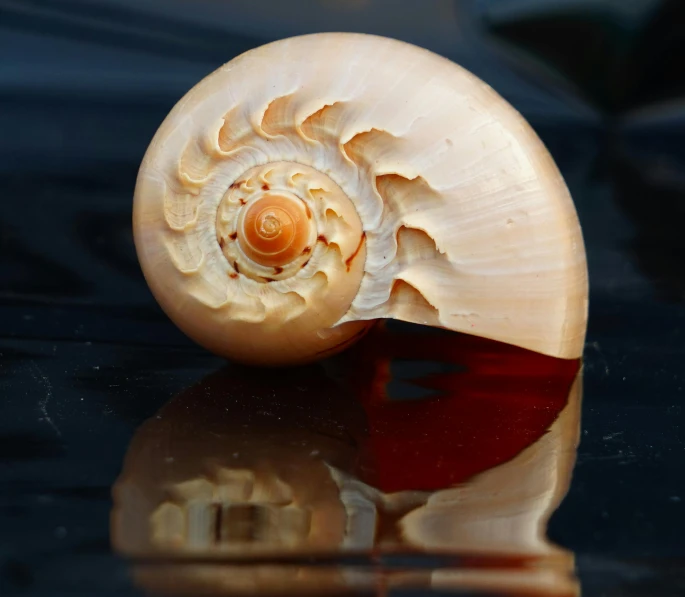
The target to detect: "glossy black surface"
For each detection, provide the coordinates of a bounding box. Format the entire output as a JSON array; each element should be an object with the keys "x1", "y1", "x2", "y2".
[{"x1": 2, "y1": 1, "x2": 685, "y2": 596}]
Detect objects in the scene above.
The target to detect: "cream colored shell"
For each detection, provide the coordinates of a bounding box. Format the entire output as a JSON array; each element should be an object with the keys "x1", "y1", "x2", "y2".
[{"x1": 133, "y1": 33, "x2": 588, "y2": 365}]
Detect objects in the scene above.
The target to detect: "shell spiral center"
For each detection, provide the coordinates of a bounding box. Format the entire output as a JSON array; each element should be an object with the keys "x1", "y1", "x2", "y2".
[
  {"x1": 238, "y1": 193, "x2": 310, "y2": 267},
  {"x1": 215, "y1": 161, "x2": 364, "y2": 285}
]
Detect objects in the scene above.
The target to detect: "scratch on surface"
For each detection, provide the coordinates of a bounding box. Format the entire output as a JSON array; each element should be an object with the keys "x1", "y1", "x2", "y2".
[
  {"x1": 29, "y1": 361, "x2": 61, "y2": 437},
  {"x1": 603, "y1": 431, "x2": 624, "y2": 441},
  {"x1": 588, "y1": 341, "x2": 610, "y2": 376},
  {"x1": 577, "y1": 451, "x2": 637, "y2": 465}
]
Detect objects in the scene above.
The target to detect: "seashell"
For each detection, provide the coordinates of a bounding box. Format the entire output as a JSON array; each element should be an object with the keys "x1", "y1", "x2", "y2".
[{"x1": 133, "y1": 33, "x2": 588, "y2": 365}]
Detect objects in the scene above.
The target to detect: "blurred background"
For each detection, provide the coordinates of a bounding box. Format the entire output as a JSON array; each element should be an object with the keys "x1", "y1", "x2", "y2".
[{"x1": 1, "y1": 1, "x2": 684, "y2": 595}]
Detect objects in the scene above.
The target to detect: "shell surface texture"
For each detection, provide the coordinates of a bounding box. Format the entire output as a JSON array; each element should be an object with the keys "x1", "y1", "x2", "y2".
[{"x1": 133, "y1": 33, "x2": 588, "y2": 366}]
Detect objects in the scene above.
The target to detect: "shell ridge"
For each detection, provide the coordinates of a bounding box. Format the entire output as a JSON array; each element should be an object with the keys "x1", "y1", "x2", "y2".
[{"x1": 165, "y1": 239, "x2": 205, "y2": 275}]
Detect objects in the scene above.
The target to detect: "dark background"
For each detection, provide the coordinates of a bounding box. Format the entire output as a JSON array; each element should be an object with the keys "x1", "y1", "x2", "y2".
[{"x1": 1, "y1": 1, "x2": 684, "y2": 595}]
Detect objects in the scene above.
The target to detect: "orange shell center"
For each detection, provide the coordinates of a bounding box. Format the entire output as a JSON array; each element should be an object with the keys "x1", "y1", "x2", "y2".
[{"x1": 238, "y1": 194, "x2": 311, "y2": 267}]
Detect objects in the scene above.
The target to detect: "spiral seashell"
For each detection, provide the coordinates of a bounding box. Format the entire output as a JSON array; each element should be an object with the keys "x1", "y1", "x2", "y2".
[{"x1": 133, "y1": 33, "x2": 588, "y2": 365}]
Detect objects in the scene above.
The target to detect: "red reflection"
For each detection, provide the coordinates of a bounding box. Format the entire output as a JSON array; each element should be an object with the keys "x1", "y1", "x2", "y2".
[{"x1": 347, "y1": 323, "x2": 581, "y2": 493}]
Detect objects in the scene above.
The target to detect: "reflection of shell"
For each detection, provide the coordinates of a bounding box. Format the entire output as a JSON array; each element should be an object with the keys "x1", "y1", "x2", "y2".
[
  {"x1": 111, "y1": 347, "x2": 581, "y2": 596},
  {"x1": 134, "y1": 33, "x2": 588, "y2": 365},
  {"x1": 400, "y1": 372, "x2": 583, "y2": 556},
  {"x1": 110, "y1": 364, "x2": 362, "y2": 558}
]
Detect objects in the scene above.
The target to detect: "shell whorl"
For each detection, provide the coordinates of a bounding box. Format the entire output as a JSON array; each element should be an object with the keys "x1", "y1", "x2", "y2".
[{"x1": 133, "y1": 33, "x2": 588, "y2": 365}]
